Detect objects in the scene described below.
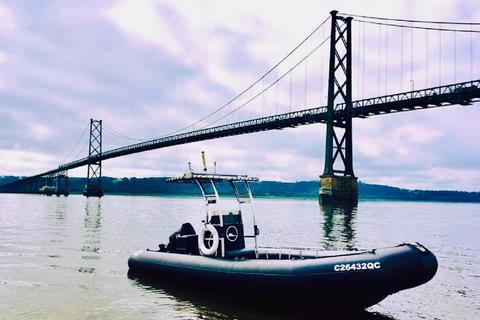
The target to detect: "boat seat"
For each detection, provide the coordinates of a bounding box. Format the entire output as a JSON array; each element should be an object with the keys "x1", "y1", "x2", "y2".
[
  {"x1": 179, "y1": 223, "x2": 196, "y2": 236},
  {"x1": 176, "y1": 223, "x2": 199, "y2": 255}
]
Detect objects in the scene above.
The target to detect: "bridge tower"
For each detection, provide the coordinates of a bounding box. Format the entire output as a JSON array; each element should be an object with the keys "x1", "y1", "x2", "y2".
[
  {"x1": 84, "y1": 119, "x2": 104, "y2": 197},
  {"x1": 319, "y1": 11, "x2": 357, "y2": 204}
]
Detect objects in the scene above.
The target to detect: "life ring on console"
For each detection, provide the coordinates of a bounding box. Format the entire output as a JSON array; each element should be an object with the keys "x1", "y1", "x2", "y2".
[{"x1": 199, "y1": 224, "x2": 219, "y2": 256}]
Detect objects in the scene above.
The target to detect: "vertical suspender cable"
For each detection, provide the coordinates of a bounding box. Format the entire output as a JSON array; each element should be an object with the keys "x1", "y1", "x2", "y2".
[
  {"x1": 241, "y1": 89, "x2": 244, "y2": 121},
  {"x1": 410, "y1": 21, "x2": 413, "y2": 91},
  {"x1": 362, "y1": 21, "x2": 365, "y2": 99},
  {"x1": 471, "y1": 24, "x2": 473, "y2": 81},
  {"x1": 275, "y1": 68, "x2": 278, "y2": 115},
  {"x1": 401, "y1": 27, "x2": 404, "y2": 91},
  {"x1": 305, "y1": 45, "x2": 307, "y2": 109},
  {"x1": 321, "y1": 23, "x2": 326, "y2": 106},
  {"x1": 378, "y1": 24, "x2": 381, "y2": 96},
  {"x1": 262, "y1": 77, "x2": 265, "y2": 117},
  {"x1": 454, "y1": 31, "x2": 456, "y2": 83},
  {"x1": 356, "y1": 21, "x2": 360, "y2": 99},
  {"x1": 289, "y1": 61, "x2": 292, "y2": 112},
  {"x1": 385, "y1": 24, "x2": 388, "y2": 95},
  {"x1": 250, "y1": 88, "x2": 253, "y2": 119},
  {"x1": 439, "y1": 22, "x2": 442, "y2": 88},
  {"x1": 426, "y1": 30, "x2": 429, "y2": 87}
]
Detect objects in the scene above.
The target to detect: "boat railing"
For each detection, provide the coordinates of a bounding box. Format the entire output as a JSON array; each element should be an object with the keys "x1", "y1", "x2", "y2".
[{"x1": 256, "y1": 246, "x2": 326, "y2": 259}]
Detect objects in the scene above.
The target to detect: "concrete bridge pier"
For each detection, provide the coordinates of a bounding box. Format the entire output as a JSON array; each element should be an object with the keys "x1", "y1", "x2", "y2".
[
  {"x1": 319, "y1": 175, "x2": 358, "y2": 205},
  {"x1": 83, "y1": 184, "x2": 104, "y2": 197},
  {"x1": 55, "y1": 174, "x2": 69, "y2": 196},
  {"x1": 38, "y1": 176, "x2": 56, "y2": 195}
]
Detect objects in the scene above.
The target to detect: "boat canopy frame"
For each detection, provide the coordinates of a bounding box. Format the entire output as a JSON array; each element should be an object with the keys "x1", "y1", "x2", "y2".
[{"x1": 167, "y1": 171, "x2": 260, "y2": 251}]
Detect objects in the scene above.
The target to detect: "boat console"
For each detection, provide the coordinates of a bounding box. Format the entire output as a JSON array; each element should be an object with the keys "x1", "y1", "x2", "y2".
[{"x1": 166, "y1": 170, "x2": 259, "y2": 257}]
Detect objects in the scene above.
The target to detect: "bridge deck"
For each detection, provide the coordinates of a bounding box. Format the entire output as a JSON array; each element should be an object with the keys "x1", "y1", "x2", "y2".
[{"x1": 1, "y1": 80, "x2": 479, "y2": 191}]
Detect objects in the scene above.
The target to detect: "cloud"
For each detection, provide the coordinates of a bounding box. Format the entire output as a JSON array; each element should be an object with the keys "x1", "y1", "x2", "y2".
[
  {"x1": 0, "y1": 0, "x2": 479, "y2": 192},
  {"x1": 106, "y1": 1, "x2": 184, "y2": 56},
  {"x1": 0, "y1": 149, "x2": 56, "y2": 175},
  {"x1": 0, "y1": 4, "x2": 15, "y2": 31}
]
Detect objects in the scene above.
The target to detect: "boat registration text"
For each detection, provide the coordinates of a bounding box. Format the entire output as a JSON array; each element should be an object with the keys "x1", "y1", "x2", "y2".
[{"x1": 334, "y1": 262, "x2": 381, "y2": 272}]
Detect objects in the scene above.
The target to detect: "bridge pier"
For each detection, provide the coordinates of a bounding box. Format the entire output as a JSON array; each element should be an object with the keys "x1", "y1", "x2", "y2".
[
  {"x1": 36, "y1": 173, "x2": 70, "y2": 196},
  {"x1": 83, "y1": 184, "x2": 104, "y2": 197},
  {"x1": 39, "y1": 176, "x2": 56, "y2": 195},
  {"x1": 319, "y1": 175, "x2": 358, "y2": 205},
  {"x1": 55, "y1": 174, "x2": 69, "y2": 196}
]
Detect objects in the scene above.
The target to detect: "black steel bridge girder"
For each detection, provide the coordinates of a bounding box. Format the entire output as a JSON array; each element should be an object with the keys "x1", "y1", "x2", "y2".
[{"x1": 1, "y1": 79, "x2": 479, "y2": 193}]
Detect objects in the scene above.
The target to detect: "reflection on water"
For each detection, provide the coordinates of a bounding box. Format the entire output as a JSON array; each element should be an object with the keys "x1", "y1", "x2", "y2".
[
  {"x1": 320, "y1": 203, "x2": 357, "y2": 250},
  {"x1": 80, "y1": 199, "x2": 102, "y2": 273},
  {"x1": 128, "y1": 273, "x2": 395, "y2": 320},
  {"x1": 84, "y1": 199, "x2": 102, "y2": 231},
  {"x1": 52, "y1": 197, "x2": 68, "y2": 221}
]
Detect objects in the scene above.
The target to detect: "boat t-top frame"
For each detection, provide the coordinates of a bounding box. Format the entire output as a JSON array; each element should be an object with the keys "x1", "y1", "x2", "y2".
[{"x1": 167, "y1": 170, "x2": 260, "y2": 257}]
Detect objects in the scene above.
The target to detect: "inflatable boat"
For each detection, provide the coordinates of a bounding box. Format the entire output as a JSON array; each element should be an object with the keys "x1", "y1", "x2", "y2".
[{"x1": 128, "y1": 166, "x2": 437, "y2": 309}]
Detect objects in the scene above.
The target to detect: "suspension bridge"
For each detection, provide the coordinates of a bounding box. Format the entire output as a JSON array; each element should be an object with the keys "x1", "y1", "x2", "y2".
[{"x1": 1, "y1": 11, "x2": 479, "y2": 203}]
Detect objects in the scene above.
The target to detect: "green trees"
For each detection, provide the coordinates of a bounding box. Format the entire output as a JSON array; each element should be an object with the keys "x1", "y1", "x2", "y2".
[{"x1": 1, "y1": 176, "x2": 479, "y2": 202}]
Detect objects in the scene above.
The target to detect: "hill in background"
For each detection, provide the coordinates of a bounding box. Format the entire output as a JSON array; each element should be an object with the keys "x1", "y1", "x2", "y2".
[{"x1": 2, "y1": 176, "x2": 479, "y2": 202}]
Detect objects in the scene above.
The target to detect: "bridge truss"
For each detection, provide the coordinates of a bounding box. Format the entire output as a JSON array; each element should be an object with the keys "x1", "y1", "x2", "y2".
[{"x1": 1, "y1": 78, "x2": 479, "y2": 195}]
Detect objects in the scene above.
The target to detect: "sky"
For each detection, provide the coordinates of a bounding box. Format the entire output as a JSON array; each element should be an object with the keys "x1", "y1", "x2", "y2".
[{"x1": 1, "y1": 0, "x2": 480, "y2": 191}]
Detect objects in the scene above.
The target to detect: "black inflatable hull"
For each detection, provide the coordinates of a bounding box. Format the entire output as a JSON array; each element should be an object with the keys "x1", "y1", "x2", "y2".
[{"x1": 128, "y1": 243, "x2": 437, "y2": 309}]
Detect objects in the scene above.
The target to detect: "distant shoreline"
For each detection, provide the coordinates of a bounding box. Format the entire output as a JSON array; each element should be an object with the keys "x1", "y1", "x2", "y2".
[{"x1": 1, "y1": 176, "x2": 479, "y2": 203}]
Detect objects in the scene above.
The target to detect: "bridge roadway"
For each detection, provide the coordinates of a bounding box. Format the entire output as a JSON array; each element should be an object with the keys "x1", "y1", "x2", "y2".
[{"x1": 1, "y1": 79, "x2": 480, "y2": 190}]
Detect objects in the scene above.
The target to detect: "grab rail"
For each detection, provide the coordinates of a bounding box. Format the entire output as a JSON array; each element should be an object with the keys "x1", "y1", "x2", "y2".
[{"x1": 256, "y1": 246, "x2": 326, "y2": 259}]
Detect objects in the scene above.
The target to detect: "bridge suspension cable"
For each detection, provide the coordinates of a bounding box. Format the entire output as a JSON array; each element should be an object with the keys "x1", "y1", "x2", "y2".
[
  {"x1": 352, "y1": 19, "x2": 480, "y2": 33},
  {"x1": 59, "y1": 11, "x2": 480, "y2": 166},
  {"x1": 197, "y1": 36, "x2": 331, "y2": 130},
  {"x1": 166, "y1": 14, "x2": 331, "y2": 134},
  {"x1": 340, "y1": 13, "x2": 480, "y2": 28},
  {"x1": 348, "y1": 12, "x2": 479, "y2": 101},
  {"x1": 59, "y1": 123, "x2": 89, "y2": 166},
  {"x1": 100, "y1": 14, "x2": 333, "y2": 144}
]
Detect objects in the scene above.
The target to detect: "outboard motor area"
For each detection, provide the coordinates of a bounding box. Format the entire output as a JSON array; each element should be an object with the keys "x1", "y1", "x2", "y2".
[{"x1": 162, "y1": 223, "x2": 199, "y2": 255}]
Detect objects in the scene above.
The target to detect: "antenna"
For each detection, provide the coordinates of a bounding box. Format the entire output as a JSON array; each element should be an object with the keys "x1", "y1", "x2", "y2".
[{"x1": 201, "y1": 151, "x2": 207, "y2": 172}]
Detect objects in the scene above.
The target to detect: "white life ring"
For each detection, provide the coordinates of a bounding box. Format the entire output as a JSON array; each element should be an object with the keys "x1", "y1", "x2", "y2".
[{"x1": 199, "y1": 224, "x2": 219, "y2": 256}]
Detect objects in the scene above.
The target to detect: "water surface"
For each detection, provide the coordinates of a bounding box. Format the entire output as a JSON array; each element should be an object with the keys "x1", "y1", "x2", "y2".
[{"x1": 0, "y1": 194, "x2": 478, "y2": 319}]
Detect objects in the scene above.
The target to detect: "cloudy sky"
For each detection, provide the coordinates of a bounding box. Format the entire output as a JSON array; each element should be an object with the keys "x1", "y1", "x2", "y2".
[{"x1": 1, "y1": 0, "x2": 479, "y2": 191}]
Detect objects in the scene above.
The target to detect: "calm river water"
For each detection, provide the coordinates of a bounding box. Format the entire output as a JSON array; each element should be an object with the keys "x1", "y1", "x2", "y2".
[{"x1": 0, "y1": 194, "x2": 478, "y2": 319}]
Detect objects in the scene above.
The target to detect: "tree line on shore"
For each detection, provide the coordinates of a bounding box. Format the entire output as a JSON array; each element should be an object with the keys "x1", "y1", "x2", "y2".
[{"x1": 1, "y1": 176, "x2": 479, "y2": 202}]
